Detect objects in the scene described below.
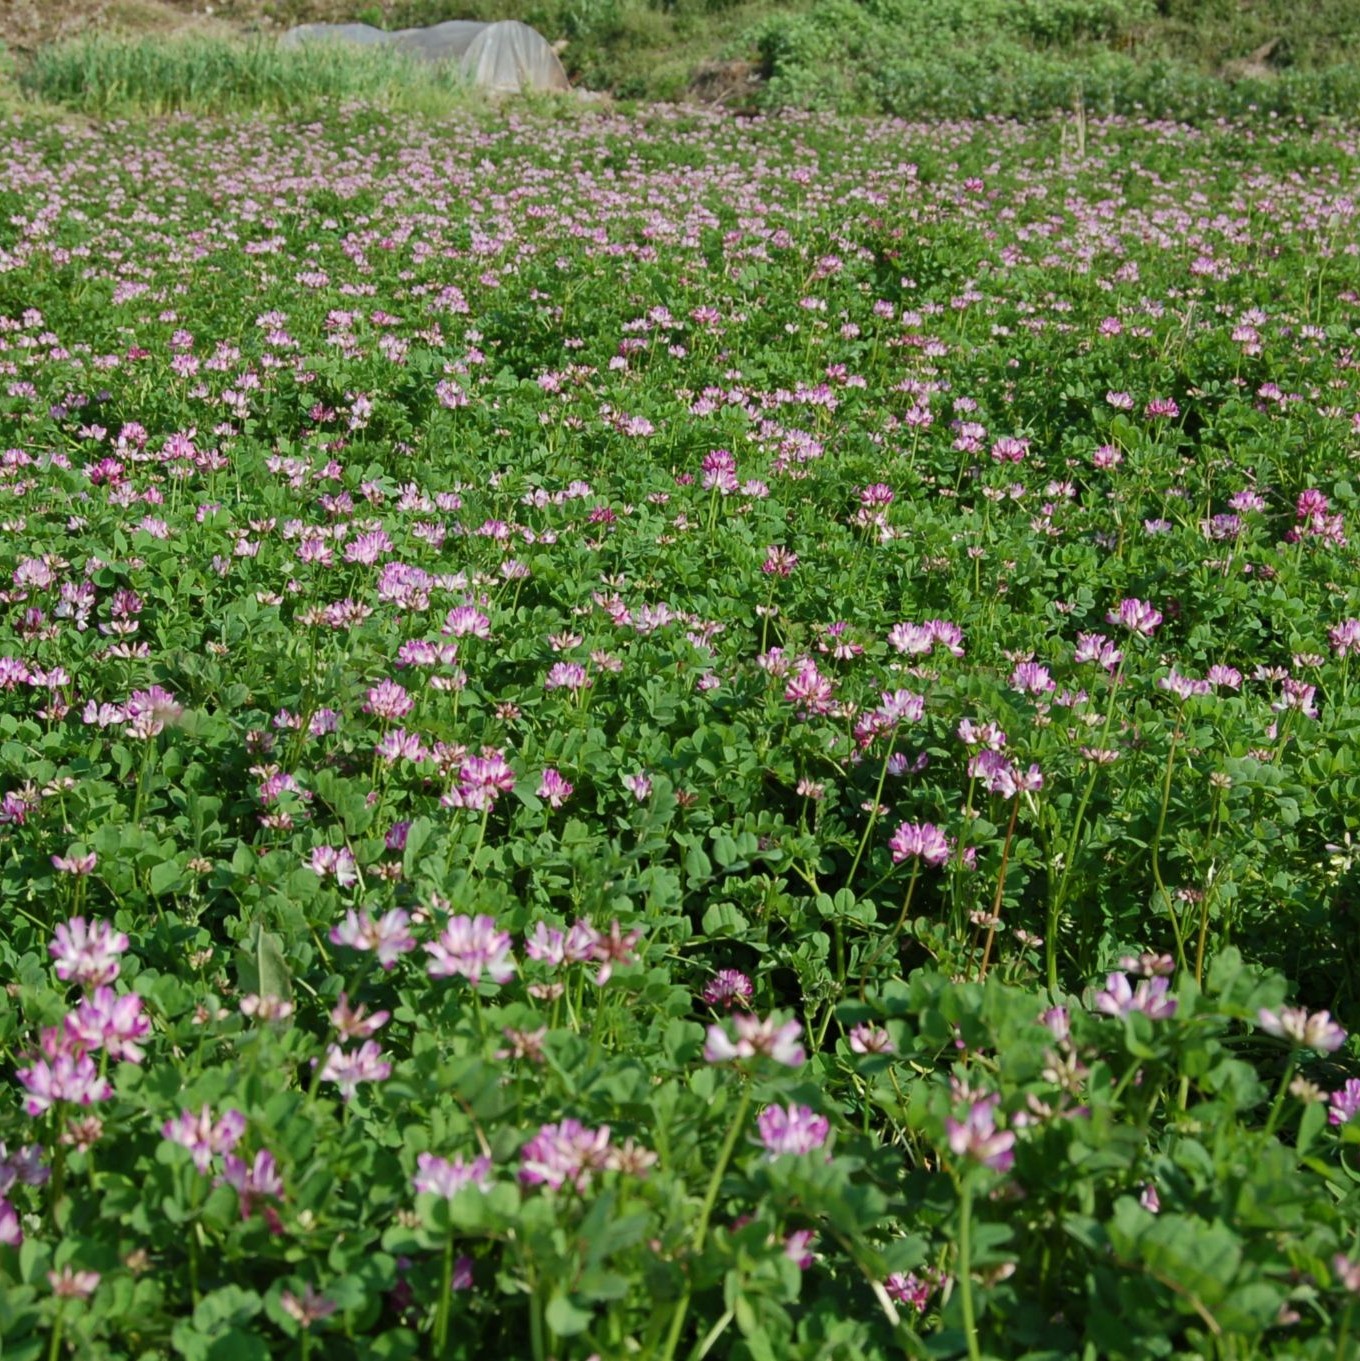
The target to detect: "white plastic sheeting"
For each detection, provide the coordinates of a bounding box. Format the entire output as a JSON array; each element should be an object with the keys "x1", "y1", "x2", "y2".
[{"x1": 280, "y1": 19, "x2": 570, "y2": 94}]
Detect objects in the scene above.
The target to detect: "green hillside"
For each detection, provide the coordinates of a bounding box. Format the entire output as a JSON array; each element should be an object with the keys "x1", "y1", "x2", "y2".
[{"x1": 7, "y1": 0, "x2": 1360, "y2": 116}]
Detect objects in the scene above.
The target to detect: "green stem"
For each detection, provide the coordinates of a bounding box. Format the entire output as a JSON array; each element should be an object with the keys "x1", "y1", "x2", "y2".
[
  {"x1": 1047, "y1": 659, "x2": 1125, "y2": 989},
  {"x1": 433, "y1": 1229, "x2": 454, "y2": 1355},
  {"x1": 845, "y1": 735, "x2": 897, "y2": 891},
  {"x1": 978, "y1": 796, "x2": 1020, "y2": 981},
  {"x1": 956, "y1": 1173, "x2": 983, "y2": 1361},
  {"x1": 1262, "y1": 1055, "x2": 1297, "y2": 1140},
  {"x1": 469, "y1": 805, "x2": 490, "y2": 874},
  {"x1": 858, "y1": 862, "x2": 920, "y2": 997},
  {"x1": 658, "y1": 1085, "x2": 752, "y2": 1361},
  {"x1": 529, "y1": 1278, "x2": 546, "y2": 1361},
  {"x1": 46, "y1": 1306, "x2": 64, "y2": 1361},
  {"x1": 1149, "y1": 710, "x2": 1185, "y2": 972}
]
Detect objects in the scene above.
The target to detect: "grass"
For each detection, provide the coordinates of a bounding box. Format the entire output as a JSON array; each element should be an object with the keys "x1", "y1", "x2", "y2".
[
  {"x1": 17, "y1": 31, "x2": 480, "y2": 117},
  {"x1": 7, "y1": 0, "x2": 1360, "y2": 117}
]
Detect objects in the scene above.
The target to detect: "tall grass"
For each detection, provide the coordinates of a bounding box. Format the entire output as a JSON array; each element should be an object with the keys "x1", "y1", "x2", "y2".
[{"x1": 20, "y1": 34, "x2": 479, "y2": 117}]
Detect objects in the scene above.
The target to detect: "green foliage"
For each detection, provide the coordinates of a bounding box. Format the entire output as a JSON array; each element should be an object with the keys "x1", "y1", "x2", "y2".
[
  {"x1": 0, "y1": 102, "x2": 1357, "y2": 1359},
  {"x1": 19, "y1": 33, "x2": 478, "y2": 117}
]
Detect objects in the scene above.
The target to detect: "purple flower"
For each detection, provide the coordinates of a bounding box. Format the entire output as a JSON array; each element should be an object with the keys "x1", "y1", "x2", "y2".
[
  {"x1": 1329, "y1": 1078, "x2": 1360, "y2": 1126},
  {"x1": 967, "y1": 750, "x2": 1043, "y2": 798},
  {"x1": 413, "y1": 1152, "x2": 493, "y2": 1198},
  {"x1": 364, "y1": 679, "x2": 412, "y2": 720},
  {"x1": 162, "y1": 1106, "x2": 247, "y2": 1173},
  {"x1": 883, "y1": 1271, "x2": 933, "y2": 1312},
  {"x1": 425, "y1": 915, "x2": 515, "y2": 987},
  {"x1": 704, "y1": 1012, "x2": 805, "y2": 1067},
  {"x1": 537, "y1": 768, "x2": 573, "y2": 807},
  {"x1": 888, "y1": 821, "x2": 953, "y2": 866},
  {"x1": 65, "y1": 987, "x2": 150, "y2": 1063},
  {"x1": 1107, "y1": 598, "x2": 1162, "y2": 637},
  {"x1": 757, "y1": 1103, "x2": 829, "y2": 1157},
  {"x1": 1094, "y1": 973, "x2": 1178, "y2": 1021},
  {"x1": 0, "y1": 1198, "x2": 20, "y2": 1246},
  {"x1": 309, "y1": 844, "x2": 358, "y2": 886},
  {"x1": 318, "y1": 1041, "x2": 391, "y2": 1100},
  {"x1": 1009, "y1": 661, "x2": 1055, "y2": 695},
  {"x1": 702, "y1": 969, "x2": 754, "y2": 1009},
  {"x1": 1257, "y1": 1006, "x2": 1347, "y2": 1053},
  {"x1": 519, "y1": 1119, "x2": 612, "y2": 1192},
  {"x1": 442, "y1": 606, "x2": 491, "y2": 639},
  {"x1": 218, "y1": 1149, "x2": 284, "y2": 1219},
  {"x1": 544, "y1": 662, "x2": 591, "y2": 693},
  {"x1": 946, "y1": 1093, "x2": 1015, "y2": 1172},
  {"x1": 16, "y1": 1044, "x2": 113, "y2": 1117},
  {"x1": 784, "y1": 1229, "x2": 817, "y2": 1269},
  {"x1": 848, "y1": 1024, "x2": 895, "y2": 1054},
  {"x1": 329, "y1": 908, "x2": 416, "y2": 969},
  {"x1": 49, "y1": 918, "x2": 128, "y2": 988}
]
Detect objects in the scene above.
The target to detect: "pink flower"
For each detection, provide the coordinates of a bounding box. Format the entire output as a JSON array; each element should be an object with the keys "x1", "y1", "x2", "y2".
[
  {"x1": 519, "y1": 1119, "x2": 612, "y2": 1192},
  {"x1": 1335, "y1": 1255, "x2": 1360, "y2": 1293},
  {"x1": 442, "y1": 606, "x2": 491, "y2": 639},
  {"x1": 218, "y1": 1149, "x2": 284, "y2": 1218},
  {"x1": 621, "y1": 771, "x2": 652, "y2": 802},
  {"x1": 310, "y1": 844, "x2": 358, "y2": 886},
  {"x1": 545, "y1": 662, "x2": 590, "y2": 693},
  {"x1": 364, "y1": 679, "x2": 413, "y2": 720},
  {"x1": 537, "y1": 768, "x2": 573, "y2": 807},
  {"x1": 318, "y1": 1041, "x2": 391, "y2": 1100},
  {"x1": 48, "y1": 1266, "x2": 100, "y2": 1300},
  {"x1": 1094, "y1": 973, "x2": 1178, "y2": 1021},
  {"x1": 425, "y1": 915, "x2": 516, "y2": 986},
  {"x1": 50, "y1": 851, "x2": 97, "y2": 876},
  {"x1": 704, "y1": 1012, "x2": 805, "y2": 1067},
  {"x1": 330, "y1": 993, "x2": 388, "y2": 1041},
  {"x1": 848, "y1": 1024, "x2": 895, "y2": 1054},
  {"x1": 65, "y1": 987, "x2": 150, "y2": 1063},
  {"x1": 162, "y1": 1106, "x2": 247, "y2": 1173},
  {"x1": 1329, "y1": 619, "x2": 1360, "y2": 658},
  {"x1": 329, "y1": 908, "x2": 416, "y2": 969},
  {"x1": 49, "y1": 917, "x2": 128, "y2": 988},
  {"x1": 757, "y1": 1103, "x2": 829, "y2": 1156},
  {"x1": 968, "y1": 750, "x2": 1043, "y2": 799},
  {"x1": 1257, "y1": 1006, "x2": 1346, "y2": 1052},
  {"x1": 16, "y1": 1045, "x2": 113, "y2": 1117},
  {"x1": 591, "y1": 919, "x2": 642, "y2": 985},
  {"x1": 702, "y1": 969, "x2": 754, "y2": 1009},
  {"x1": 1009, "y1": 661, "x2": 1055, "y2": 695},
  {"x1": 0, "y1": 1198, "x2": 20, "y2": 1246},
  {"x1": 1329, "y1": 1079, "x2": 1360, "y2": 1126},
  {"x1": 443, "y1": 752, "x2": 515, "y2": 811},
  {"x1": 946, "y1": 1093, "x2": 1015, "y2": 1171},
  {"x1": 883, "y1": 1271, "x2": 933, "y2": 1312},
  {"x1": 1107, "y1": 598, "x2": 1162, "y2": 637},
  {"x1": 413, "y1": 1152, "x2": 493, "y2": 1198},
  {"x1": 783, "y1": 658, "x2": 837, "y2": 716},
  {"x1": 888, "y1": 821, "x2": 953, "y2": 866},
  {"x1": 784, "y1": 1229, "x2": 817, "y2": 1269}
]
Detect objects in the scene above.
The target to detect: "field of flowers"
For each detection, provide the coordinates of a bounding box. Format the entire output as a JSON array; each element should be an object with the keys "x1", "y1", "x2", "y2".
[{"x1": 0, "y1": 103, "x2": 1359, "y2": 1359}]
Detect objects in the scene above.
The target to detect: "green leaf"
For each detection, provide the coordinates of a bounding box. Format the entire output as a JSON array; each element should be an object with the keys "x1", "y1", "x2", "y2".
[
  {"x1": 1296, "y1": 1097, "x2": 1326, "y2": 1159},
  {"x1": 149, "y1": 858, "x2": 183, "y2": 895},
  {"x1": 193, "y1": 1285, "x2": 262, "y2": 1334},
  {"x1": 545, "y1": 1293, "x2": 593, "y2": 1336},
  {"x1": 236, "y1": 922, "x2": 292, "y2": 1002}
]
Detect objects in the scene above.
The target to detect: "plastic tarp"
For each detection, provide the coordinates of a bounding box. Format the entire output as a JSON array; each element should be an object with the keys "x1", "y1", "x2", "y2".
[{"x1": 280, "y1": 19, "x2": 570, "y2": 94}]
